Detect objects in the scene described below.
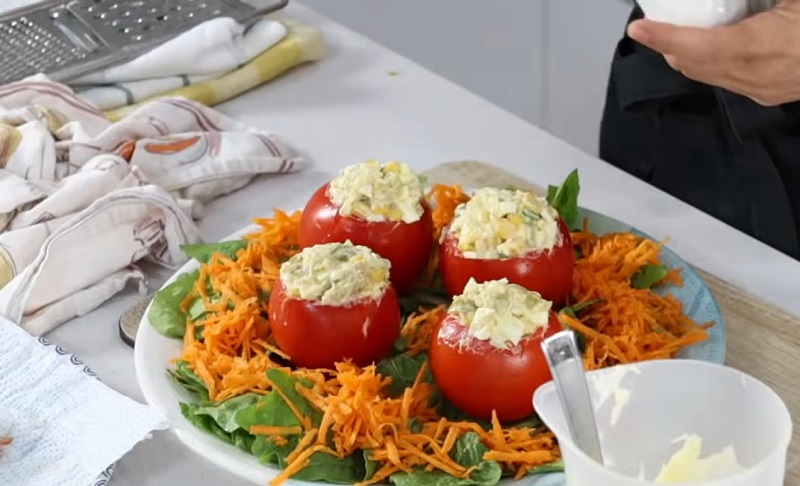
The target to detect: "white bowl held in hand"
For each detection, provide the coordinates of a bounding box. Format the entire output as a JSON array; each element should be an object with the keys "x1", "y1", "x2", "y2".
[{"x1": 637, "y1": 0, "x2": 749, "y2": 27}]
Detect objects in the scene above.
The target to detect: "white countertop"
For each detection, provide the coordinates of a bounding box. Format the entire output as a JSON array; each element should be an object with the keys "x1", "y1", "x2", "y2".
[{"x1": 42, "y1": 2, "x2": 800, "y2": 485}]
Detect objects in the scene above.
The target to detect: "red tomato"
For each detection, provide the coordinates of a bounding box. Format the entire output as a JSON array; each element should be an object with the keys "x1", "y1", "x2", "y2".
[
  {"x1": 268, "y1": 281, "x2": 401, "y2": 369},
  {"x1": 299, "y1": 183, "x2": 434, "y2": 294},
  {"x1": 428, "y1": 311, "x2": 561, "y2": 423},
  {"x1": 439, "y1": 218, "x2": 575, "y2": 306}
]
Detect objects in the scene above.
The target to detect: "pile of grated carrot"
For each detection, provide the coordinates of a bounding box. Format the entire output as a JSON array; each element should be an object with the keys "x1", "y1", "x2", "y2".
[
  {"x1": 258, "y1": 360, "x2": 559, "y2": 486},
  {"x1": 567, "y1": 219, "x2": 714, "y2": 370},
  {"x1": 175, "y1": 183, "x2": 712, "y2": 485}
]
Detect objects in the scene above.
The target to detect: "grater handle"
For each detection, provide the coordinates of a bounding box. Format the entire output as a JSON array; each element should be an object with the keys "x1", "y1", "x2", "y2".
[{"x1": 252, "y1": 0, "x2": 290, "y2": 17}]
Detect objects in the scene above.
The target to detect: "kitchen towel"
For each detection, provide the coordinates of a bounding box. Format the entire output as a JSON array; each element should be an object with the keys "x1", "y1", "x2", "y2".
[
  {"x1": 0, "y1": 316, "x2": 168, "y2": 486},
  {"x1": 73, "y1": 17, "x2": 289, "y2": 111},
  {"x1": 0, "y1": 75, "x2": 304, "y2": 335},
  {"x1": 101, "y1": 19, "x2": 325, "y2": 122}
]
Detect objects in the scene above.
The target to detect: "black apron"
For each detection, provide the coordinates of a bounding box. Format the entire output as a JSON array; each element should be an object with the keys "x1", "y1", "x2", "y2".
[{"x1": 599, "y1": 6, "x2": 800, "y2": 260}]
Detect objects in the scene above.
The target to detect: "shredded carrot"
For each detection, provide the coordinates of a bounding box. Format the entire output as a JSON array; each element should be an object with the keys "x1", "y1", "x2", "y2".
[
  {"x1": 256, "y1": 361, "x2": 559, "y2": 485},
  {"x1": 250, "y1": 425, "x2": 303, "y2": 436},
  {"x1": 0, "y1": 437, "x2": 10, "y2": 446},
  {"x1": 171, "y1": 184, "x2": 713, "y2": 486},
  {"x1": 568, "y1": 221, "x2": 713, "y2": 370},
  {"x1": 177, "y1": 209, "x2": 302, "y2": 401},
  {"x1": 426, "y1": 183, "x2": 470, "y2": 242},
  {"x1": 401, "y1": 305, "x2": 446, "y2": 354},
  {"x1": 421, "y1": 184, "x2": 471, "y2": 284}
]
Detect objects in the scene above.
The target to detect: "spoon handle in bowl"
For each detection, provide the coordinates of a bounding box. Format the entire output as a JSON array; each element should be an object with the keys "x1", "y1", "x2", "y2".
[{"x1": 541, "y1": 330, "x2": 604, "y2": 465}]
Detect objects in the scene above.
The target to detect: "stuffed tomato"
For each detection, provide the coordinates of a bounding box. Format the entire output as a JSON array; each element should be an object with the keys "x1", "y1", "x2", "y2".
[
  {"x1": 299, "y1": 160, "x2": 434, "y2": 294},
  {"x1": 439, "y1": 187, "x2": 574, "y2": 306},
  {"x1": 428, "y1": 278, "x2": 561, "y2": 423},
  {"x1": 268, "y1": 241, "x2": 401, "y2": 369}
]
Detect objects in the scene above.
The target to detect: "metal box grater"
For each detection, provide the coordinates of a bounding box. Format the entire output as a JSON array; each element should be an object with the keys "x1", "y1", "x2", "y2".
[{"x1": 0, "y1": 0, "x2": 289, "y2": 86}]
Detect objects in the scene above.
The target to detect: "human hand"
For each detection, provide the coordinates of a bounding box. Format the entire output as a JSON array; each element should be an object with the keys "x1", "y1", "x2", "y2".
[{"x1": 628, "y1": 0, "x2": 800, "y2": 106}]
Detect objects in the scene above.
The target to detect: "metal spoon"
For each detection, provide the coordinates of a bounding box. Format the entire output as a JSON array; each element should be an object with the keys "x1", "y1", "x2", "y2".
[{"x1": 541, "y1": 330, "x2": 604, "y2": 464}]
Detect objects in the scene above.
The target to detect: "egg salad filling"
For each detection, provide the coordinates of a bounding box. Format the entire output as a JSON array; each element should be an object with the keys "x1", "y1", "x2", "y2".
[
  {"x1": 280, "y1": 241, "x2": 391, "y2": 306},
  {"x1": 328, "y1": 160, "x2": 426, "y2": 223},
  {"x1": 448, "y1": 278, "x2": 552, "y2": 349},
  {"x1": 448, "y1": 187, "x2": 561, "y2": 259}
]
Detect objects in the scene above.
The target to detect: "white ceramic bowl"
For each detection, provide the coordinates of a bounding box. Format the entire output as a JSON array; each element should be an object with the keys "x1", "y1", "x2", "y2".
[{"x1": 637, "y1": 0, "x2": 749, "y2": 27}]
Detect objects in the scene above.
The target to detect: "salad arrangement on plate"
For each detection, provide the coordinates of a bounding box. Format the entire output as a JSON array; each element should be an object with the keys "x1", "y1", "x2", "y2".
[{"x1": 147, "y1": 160, "x2": 716, "y2": 486}]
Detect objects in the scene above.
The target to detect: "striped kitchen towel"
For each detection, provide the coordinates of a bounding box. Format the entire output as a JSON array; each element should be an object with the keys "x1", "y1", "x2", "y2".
[{"x1": 73, "y1": 18, "x2": 324, "y2": 120}]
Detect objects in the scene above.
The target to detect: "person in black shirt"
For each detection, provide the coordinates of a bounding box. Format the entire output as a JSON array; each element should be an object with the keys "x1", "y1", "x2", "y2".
[{"x1": 599, "y1": 1, "x2": 800, "y2": 259}]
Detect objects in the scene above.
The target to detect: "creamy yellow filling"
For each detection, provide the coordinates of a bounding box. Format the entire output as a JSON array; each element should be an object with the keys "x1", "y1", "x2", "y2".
[
  {"x1": 280, "y1": 241, "x2": 391, "y2": 306},
  {"x1": 328, "y1": 160, "x2": 426, "y2": 223},
  {"x1": 448, "y1": 187, "x2": 560, "y2": 259},
  {"x1": 448, "y1": 278, "x2": 552, "y2": 349}
]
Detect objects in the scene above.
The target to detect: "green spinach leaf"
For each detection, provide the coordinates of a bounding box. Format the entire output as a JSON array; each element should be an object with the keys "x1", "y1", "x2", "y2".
[
  {"x1": 291, "y1": 452, "x2": 366, "y2": 484},
  {"x1": 390, "y1": 432, "x2": 502, "y2": 486},
  {"x1": 265, "y1": 368, "x2": 323, "y2": 426},
  {"x1": 181, "y1": 240, "x2": 249, "y2": 263},
  {"x1": 499, "y1": 459, "x2": 564, "y2": 478},
  {"x1": 631, "y1": 263, "x2": 669, "y2": 289},
  {"x1": 255, "y1": 434, "x2": 366, "y2": 483},
  {"x1": 558, "y1": 299, "x2": 603, "y2": 354},
  {"x1": 187, "y1": 393, "x2": 260, "y2": 433},
  {"x1": 187, "y1": 297, "x2": 208, "y2": 322},
  {"x1": 560, "y1": 298, "x2": 604, "y2": 319},
  {"x1": 251, "y1": 435, "x2": 293, "y2": 464},
  {"x1": 505, "y1": 415, "x2": 544, "y2": 430},
  {"x1": 546, "y1": 169, "x2": 581, "y2": 230},
  {"x1": 377, "y1": 353, "x2": 431, "y2": 397},
  {"x1": 231, "y1": 429, "x2": 256, "y2": 452},
  {"x1": 186, "y1": 293, "x2": 223, "y2": 325},
  {"x1": 363, "y1": 449, "x2": 381, "y2": 481},
  {"x1": 451, "y1": 431, "x2": 486, "y2": 466},
  {"x1": 168, "y1": 360, "x2": 209, "y2": 400},
  {"x1": 236, "y1": 391, "x2": 303, "y2": 465},
  {"x1": 180, "y1": 402, "x2": 255, "y2": 453},
  {"x1": 526, "y1": 459, "x2": 564, "y2": 475},
  {"x1": 236, "y1": 389, "x2": 366, "y2": 483},
  {"x1": 235, "y1": 391, "x2": 302, "y2": 431},
  {"x1": 148, "y1": 271, "x2": 198, "y2": 338}
]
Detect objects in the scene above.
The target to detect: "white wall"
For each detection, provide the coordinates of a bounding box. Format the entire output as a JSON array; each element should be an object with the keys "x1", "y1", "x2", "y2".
[
  {"x1": 544, "y1": 0, "x2": 633, "y2": 155},
  {"x1": 303, "y1": 0, "x2": 634, "y2": 156},
  {"x1": 302, "y1": 0, "x2": 548, "y2": 127}
]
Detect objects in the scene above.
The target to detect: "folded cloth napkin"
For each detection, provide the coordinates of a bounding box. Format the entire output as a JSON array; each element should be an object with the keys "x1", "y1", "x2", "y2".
[
  {"x1": 0, "y1": 75, "x2": 304, "y2": 335},
  {"x1": 73, "y1": 17, "x2": 289, "y2": 111},
  {"x1": 101, "y1": 19, "x2": 325, "y2": 122},
  {"x1": 0, "y1": 317, "x2": 168, "y2": 486}
]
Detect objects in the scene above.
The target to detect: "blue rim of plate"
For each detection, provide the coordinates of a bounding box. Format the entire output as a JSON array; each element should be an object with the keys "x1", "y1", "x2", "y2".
[{"x1": 36, "y1": 337, "x2": 116, "y2": 486}]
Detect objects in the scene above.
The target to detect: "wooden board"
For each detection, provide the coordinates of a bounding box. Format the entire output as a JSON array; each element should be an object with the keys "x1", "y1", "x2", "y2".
[{"x1": 426, "y1": 160, "x2": 800, "y2": 484}]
